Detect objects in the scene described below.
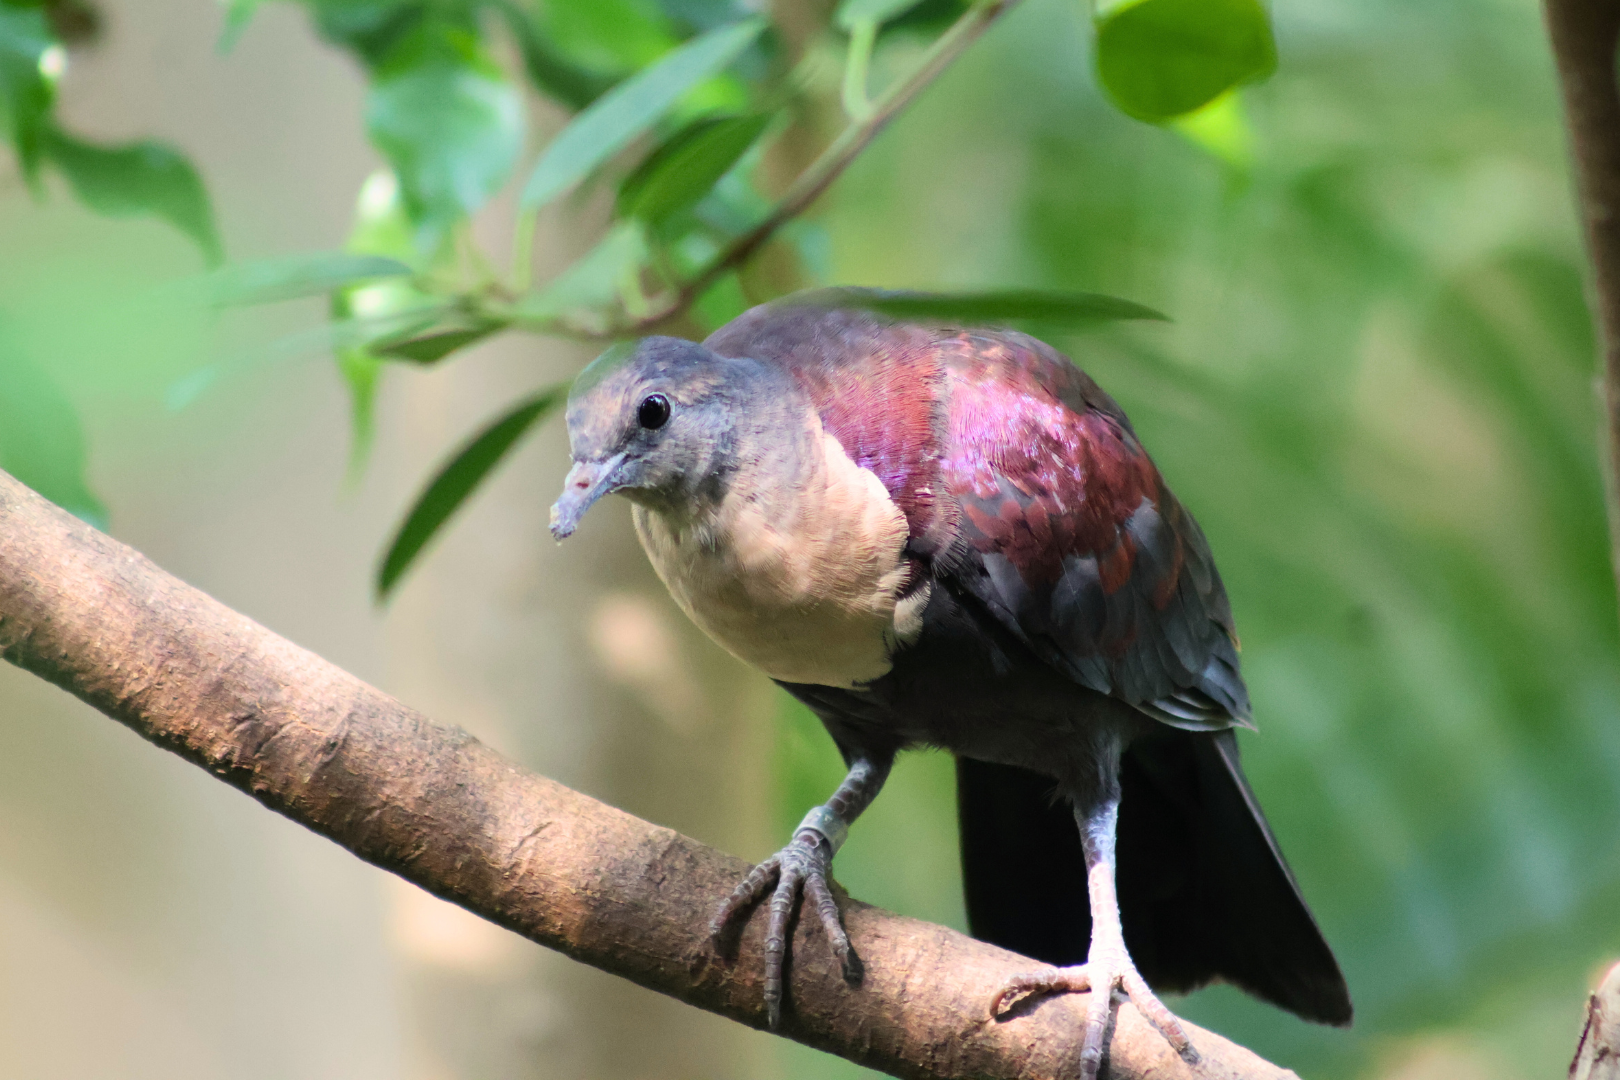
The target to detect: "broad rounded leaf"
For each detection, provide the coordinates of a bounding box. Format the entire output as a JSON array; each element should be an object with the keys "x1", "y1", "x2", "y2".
[
  {"x1": 616, "y1": 112, "x2": 771, "y2": 226},
  {"x1": 520, "y1": 17, "x2": 766, "y2": 210},
  {"x1": 376, "y1": 385, "x2": 567, "y2": 600},
  {"x1": 366, "y1": 28, "x2": 523, "y2": 244},
  {"x1": 799, "y1": 286, "x2": 1170, "y2": 325},
  {"x1": 42, "y1": 127, "x2": 222, "y2": 264},
  {"x1": 1095, "y1": 0, "x2": 1276, "y2": 123}
]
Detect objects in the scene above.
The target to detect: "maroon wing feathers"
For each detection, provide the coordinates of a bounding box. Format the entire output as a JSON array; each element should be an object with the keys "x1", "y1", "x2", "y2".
[
  {"x1": 937, "y1": 330, "x2": 1249, "y2": 727},
  {"x1": 707, "y1": 305, "x2": 1248, "y2": 728}
]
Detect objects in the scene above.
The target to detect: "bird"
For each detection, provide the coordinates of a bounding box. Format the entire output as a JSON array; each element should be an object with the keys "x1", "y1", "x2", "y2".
[{"x1": 550, "y1": 294, "x2": 1352, "y2": 1078}]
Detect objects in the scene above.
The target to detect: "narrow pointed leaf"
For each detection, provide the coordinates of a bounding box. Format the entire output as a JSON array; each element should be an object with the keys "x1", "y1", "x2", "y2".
[
  {"x1": 377, "y1": 385, "x2": 566, "y2": 600},
  {"x1": 218, "y1": 0, "x2": 262, "y2": 52},
  {"x1": 617, "y1": 112, "x2": 771, "y2": 226},
  {"x1": 798, "y1": 287, "x2": 1170, "y2": 325},
  {"x1": 166, "y1": 306, "x2": 446, "y2": 410},
  {"x1": 190, "y1": 253, "x2": 413, "y2": 307},
  {"x1": 520, "y1": 17, "x2": 766, "y2": 210},
  {"x1": 373, "y1": 322, "x2": 502, "y2": 363}
]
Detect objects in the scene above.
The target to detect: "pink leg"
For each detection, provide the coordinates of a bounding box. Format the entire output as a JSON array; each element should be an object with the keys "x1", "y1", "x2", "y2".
[{"x1": 990, "y1": 795, "x2": 1199, "y2": 1080}]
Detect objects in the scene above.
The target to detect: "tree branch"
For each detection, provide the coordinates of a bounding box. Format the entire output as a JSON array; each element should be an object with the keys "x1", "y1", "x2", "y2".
[
  {"x1": 0, "y1": 468, "x2": 1293, "y2": 1080},
  {"x1": 1571, "y1": 961, "x2": 1620, "y2": 1080},
  {"x1": 1542, "y1": 0, "x2": 1620, "y2": 601}
]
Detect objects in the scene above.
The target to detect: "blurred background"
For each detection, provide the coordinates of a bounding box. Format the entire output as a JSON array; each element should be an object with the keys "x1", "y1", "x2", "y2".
[{"x1": 1, "y1": 0, "x2": 1617, "y2": 1078}]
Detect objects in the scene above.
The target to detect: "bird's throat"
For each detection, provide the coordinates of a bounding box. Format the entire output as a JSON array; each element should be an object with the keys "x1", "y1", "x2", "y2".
[{"x1": 632, "y1": 413, "x2": 924, "y2": 689}]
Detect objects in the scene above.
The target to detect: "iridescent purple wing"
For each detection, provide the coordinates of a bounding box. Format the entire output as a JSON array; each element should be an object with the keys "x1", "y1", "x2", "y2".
[{"x1": 936, "y1": 331, "x2": 1250, "y2": 730}]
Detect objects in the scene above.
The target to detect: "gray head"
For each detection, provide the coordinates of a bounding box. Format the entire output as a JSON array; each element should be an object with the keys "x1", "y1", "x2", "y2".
[{"x1": 550, "y1": 336, "x2": 766, "y2": 539}]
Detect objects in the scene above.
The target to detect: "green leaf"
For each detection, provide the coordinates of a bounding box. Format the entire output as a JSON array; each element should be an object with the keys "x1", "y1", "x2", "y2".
[
  {"x1": 365, "y1": 25, "x2": 524, "y2": 245},
  {"x1": 167, "y1": 305, "x2": 447, "y2": 410},
  {"x1": 372, "y1": 322, "x2": 501, "y2": 363},
  {"x1": 0, "y1": 320, "x2": 105, "y2": 527},
  {"x1": 520, "y1": 17, "x2": 766, "y2": 210},
  {"x1": 218, "y1": 0, "x2": 262, "y2": 53},
  {"x1": 331, "y1": 169, "x2": 429, "y2": 475},
  {"x1": 0, "y1": 4, "x2": 55, "y2": 184},
  {"x1": 189, "y1": 253, "x2": 413, "y2": 307},
  {"x1": 310, "y1": 0, "x2": 426, "y2": 67},
  {"x1": 515, "y1": 221, "x2": 649, "y2": 320},
  {"x1": 833, "y1": 0, "x2": 925, "y2": 32},
  {"x1": 617, "y1": 112, "x2": 770, "y2": 226},
  {"x1": 41, "y1": 127, "x2": 223, "y2": 264},
  {"x1": 1169, "y1": 88, "x2": 1254, "y2": 168},
  {"x1": 376, "y1": 384, "x2": 566, "y2": 600},
  {"x1": 1094, "y1": 0, "x2": 1276, "y2": 123},
  {"x1": 487, "y1": 0, "x2": 617, "y2": 110},
  {"x1": 528, "y1": 0, "x2": 679, "y2": 75},
  {"x1": 797, "y1": 287, "x2": 1170, "y2": 325}
]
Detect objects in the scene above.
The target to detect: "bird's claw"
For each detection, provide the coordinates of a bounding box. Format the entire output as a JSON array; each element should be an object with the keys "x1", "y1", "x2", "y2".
[
  {"x1": 711, "y1": 829, "x2": 860, "y2": 1029},
  {"x1": 991, "y1": 959, "x2": 1199, "y2": 1080}
]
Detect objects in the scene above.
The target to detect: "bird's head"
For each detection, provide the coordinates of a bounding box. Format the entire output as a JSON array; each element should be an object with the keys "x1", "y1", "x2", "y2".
[{"x1": 550, "y1": 335, "x2": 760, "y2": 540}]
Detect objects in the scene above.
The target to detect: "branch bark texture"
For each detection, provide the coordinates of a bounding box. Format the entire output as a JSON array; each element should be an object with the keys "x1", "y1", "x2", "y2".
[
  {"x1": 0, "y1": 470, "x2": 1292, "y2": 1080},
  {"x1": 1572, "y1": 962, "x2": 1620, "y2": 1080},
  {"x1": 1542, "y1": 0, "x2": 1620, "y2": 596}
]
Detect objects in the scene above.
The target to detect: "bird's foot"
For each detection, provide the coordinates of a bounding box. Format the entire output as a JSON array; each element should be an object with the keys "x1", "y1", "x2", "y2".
[
  {"x1": 710, "y1": 827, "x2": 861, "y2": 1029},
  {"x1": 990, "y1": 957, "x2": 1199, "y2": 1080}
]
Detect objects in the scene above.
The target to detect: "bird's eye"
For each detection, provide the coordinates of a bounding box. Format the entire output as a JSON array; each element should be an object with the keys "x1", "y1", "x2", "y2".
[{"x1": 637, "y1": 393, "x2": 671, "y2": 430}]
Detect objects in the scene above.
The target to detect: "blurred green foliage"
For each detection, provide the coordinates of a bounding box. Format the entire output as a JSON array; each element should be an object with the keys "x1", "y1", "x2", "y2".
[
  {"x1": 3, "y1": 0, "x2": 1614, "y2": 1079},
  {"x1": 815, "y1": 0, "x2": 1619, "y2": 1077}
]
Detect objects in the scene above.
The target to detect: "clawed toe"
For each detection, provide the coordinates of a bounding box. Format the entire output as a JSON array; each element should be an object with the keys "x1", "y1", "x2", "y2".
[
  {"x1": 990, "y1": 966, "x2": 1094, "y2": 1017},
  {"x1": 990, "y1": 961, "x2": 1198, "y2": 1080},
  {"x1": 710, "y1": 830, "x2": 859, "y2": 1029}
]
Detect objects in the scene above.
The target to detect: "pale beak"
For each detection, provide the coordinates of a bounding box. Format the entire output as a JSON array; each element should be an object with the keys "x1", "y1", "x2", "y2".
[{"x1": 550, "y1": 454, "x2": 626, "y2": 540}]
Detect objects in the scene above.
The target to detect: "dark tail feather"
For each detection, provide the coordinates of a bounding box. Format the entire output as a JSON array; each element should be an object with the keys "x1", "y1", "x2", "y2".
[{"x1": 956, "y1": 730, "x2": 1352, "y2": 1025}]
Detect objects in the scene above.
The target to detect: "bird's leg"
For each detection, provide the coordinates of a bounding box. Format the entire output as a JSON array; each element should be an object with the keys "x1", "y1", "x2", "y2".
[
  {"x1": 712, "y1": 751, "x2": 892, "y2": 1028},
  {"x1": 990, "y1": 793, "x2": 1200, "y2": 1080}
]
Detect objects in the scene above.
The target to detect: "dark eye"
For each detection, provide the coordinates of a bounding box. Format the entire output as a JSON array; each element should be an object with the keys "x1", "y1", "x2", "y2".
[{"x1": 637, "y1": 393, "x2": 670, "y2": 430}]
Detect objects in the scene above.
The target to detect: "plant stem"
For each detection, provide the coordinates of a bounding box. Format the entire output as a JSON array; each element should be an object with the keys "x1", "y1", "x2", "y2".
[
  {"x1": 842, "y1": 18, "x2": 878, "y2": 121},
  {"x1": 510, "y1": 207, "x2": 538, "y2": 294},
  {"x1": 504, "y1": 0, "x2": 1018, "y2": 339},
  {"x1": 1542, "y1": 0, "x2": 1620, "y2": 608},
  {"x1": 661, "y1": 0, "x2": 1016, "y2": 327}
]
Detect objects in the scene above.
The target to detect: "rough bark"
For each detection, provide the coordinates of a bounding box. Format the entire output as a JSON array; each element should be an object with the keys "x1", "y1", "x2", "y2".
[
  {"x1": 0, "y1": 469, "x2": 1293, "y2": 1080},
  {"x1": 1542, "y1": 0, "x2": 1620, "y2": 597}
]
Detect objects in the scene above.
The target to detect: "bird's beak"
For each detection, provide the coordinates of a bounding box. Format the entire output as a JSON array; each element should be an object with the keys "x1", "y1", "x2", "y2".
[{"x1": 550, "y1": 454, "x2": 626, "y2": 540}]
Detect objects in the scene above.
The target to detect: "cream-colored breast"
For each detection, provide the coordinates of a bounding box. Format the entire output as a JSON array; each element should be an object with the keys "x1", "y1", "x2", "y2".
[{"x1": 633, "y1": 419, "x2": 927, "y2": 689}]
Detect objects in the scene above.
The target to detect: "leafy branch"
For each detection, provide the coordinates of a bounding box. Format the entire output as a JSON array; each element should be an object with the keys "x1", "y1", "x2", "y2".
[
  {"x1": 517, "y1": 0, "x2": 1023, "y2": 340},
  {"x1": 3, "y1": 0, "x2": 1286, "y2": 596}
]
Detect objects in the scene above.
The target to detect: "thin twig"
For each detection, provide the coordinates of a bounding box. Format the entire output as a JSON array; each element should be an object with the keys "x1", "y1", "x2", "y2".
[{"x1": 507, "y1": 0, "x2": 1019, "y2": 341}]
